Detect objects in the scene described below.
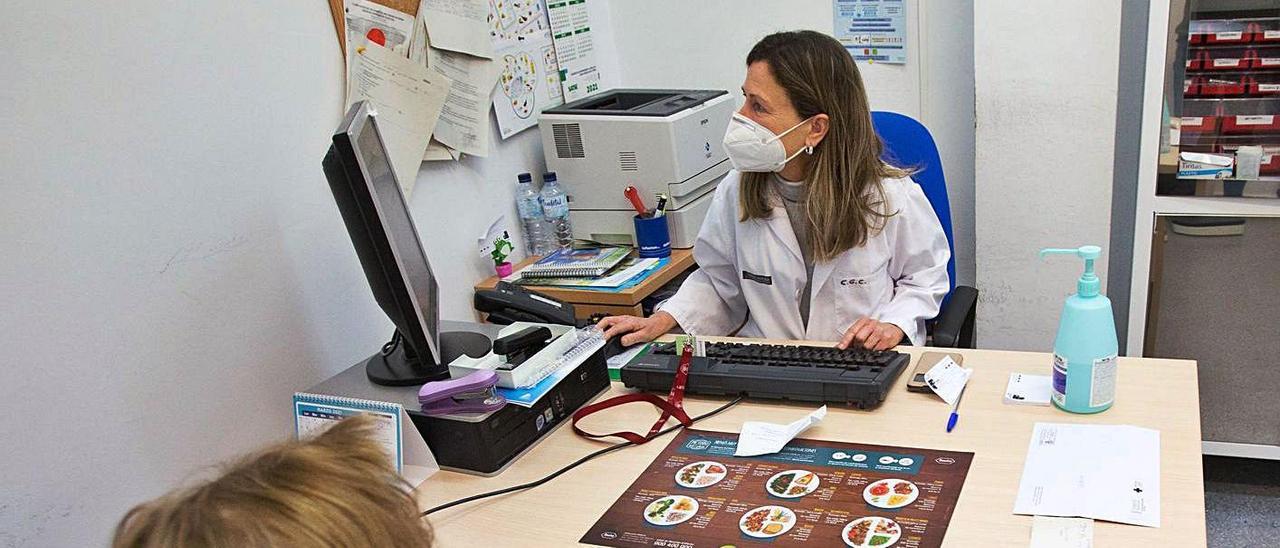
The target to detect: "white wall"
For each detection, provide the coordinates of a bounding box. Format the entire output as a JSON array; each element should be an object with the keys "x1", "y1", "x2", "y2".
[
  {"x1": 0, "y1": 3, "x2": 362, "y2": 545},
  {"x1": 0, "y1": 1, "x2": 618, "y2": 545},
  {"x1": 605, "y1": 0, "x2": 976, "y2": 286},
  {"x1": 974, "y1": 1, "x2": 1121, "y2": 350}
]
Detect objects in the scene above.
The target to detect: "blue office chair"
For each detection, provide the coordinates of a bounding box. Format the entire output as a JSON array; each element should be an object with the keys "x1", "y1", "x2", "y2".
[{"x1": 871, "y1": 111, "x2": 978, "y2": 348}]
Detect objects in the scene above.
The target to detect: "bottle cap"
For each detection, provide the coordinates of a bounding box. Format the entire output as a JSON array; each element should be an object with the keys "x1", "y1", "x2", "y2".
[
  {"x1": 517, "y1": 172, "x2": 532, "y2": 183},
  {"x1": 542, "y1": 172, "x2": 557, "y2": 183}
]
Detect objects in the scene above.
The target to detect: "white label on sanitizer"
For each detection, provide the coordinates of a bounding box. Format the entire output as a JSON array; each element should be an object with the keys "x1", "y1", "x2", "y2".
[{"x1": 1090, "y1": 355, "x2": 1117, "y2": 408}]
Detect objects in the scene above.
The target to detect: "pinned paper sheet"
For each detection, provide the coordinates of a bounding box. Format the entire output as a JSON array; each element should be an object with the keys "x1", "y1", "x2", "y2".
[
  {"x1": 923, "y1": 356, "x2": 972, "y2": 405},
  {"x1": 426, "y1": 36, "x2": 498, "y2": 156},
  {"x1": 735, "y1": 406, "x2": 826, "y2": 457},
  {"x1": 344, "y1": 0, "x2": 417, "y2": 65},
  {"x1": 346, "y1": 41, "x2": 451, "y2": 195},
  {"x1": 420, "y1": 0, "x2": 492, "y2": 58}
]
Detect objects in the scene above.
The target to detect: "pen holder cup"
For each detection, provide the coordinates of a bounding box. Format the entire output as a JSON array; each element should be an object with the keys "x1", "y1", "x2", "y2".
[{"x1": 633, "y1": 215, "x2": 671, "y2": 259}]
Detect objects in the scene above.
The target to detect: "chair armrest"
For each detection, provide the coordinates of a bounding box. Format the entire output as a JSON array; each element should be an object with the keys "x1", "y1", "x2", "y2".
[{"x1": 932, "y1": 285, "x2": 978, "y2": 348}]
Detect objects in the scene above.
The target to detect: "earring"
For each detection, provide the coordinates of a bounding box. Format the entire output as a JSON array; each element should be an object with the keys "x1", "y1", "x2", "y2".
[{"x1": 805, "y1": 145, "x2": 814, "y2": 154}]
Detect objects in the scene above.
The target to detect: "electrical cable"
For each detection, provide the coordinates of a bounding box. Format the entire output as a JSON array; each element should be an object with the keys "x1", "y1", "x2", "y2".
[{"x1": 421, "y1": 395, "x2": 744, "y2": 517}]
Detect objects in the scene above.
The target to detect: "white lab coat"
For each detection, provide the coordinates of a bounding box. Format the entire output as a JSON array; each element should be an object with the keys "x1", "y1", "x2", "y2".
[{"x1": 660, "y1": 170, "x2": 950, "y2": 345}]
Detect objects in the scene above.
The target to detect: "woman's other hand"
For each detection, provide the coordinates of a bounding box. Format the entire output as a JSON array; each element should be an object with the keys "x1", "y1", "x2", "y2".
[{"x1": 596, "y1": 311, "x2": 679, "y2": 346}]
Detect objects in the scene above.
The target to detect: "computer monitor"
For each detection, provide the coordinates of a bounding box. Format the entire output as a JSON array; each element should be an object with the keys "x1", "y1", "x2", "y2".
[{"x1": 322, "y1": 101, "x2": 490, "y2": 386}]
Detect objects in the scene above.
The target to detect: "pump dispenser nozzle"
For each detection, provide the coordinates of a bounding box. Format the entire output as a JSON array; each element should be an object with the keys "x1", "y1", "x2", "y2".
[{"x1": 1040, "y1": 245, "x2": 1103, "y2": 297}]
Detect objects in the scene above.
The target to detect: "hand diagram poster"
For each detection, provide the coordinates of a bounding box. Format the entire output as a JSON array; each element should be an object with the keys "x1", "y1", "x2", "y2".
[{"x1": 488, "y1": 0, "x2": 565, "y2": 139}]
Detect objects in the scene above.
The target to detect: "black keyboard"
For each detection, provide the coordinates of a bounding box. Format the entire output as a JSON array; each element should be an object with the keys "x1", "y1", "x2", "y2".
[{"x1": 620, "y1": 341, "x2": 911, "y2": 409}]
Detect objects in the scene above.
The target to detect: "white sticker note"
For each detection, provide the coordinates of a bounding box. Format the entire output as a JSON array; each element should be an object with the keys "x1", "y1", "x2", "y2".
[
  {"x1": 923, "y1": 356, "x2": 972, "y2": 406},
  {"x1": 735, "y1": 406, "x2": 827, "y2": 457}
]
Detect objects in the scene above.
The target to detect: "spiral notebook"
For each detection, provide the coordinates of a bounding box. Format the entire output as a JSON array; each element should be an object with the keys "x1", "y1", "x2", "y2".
[
  {"x1": 519, "y1": 247, "x2": 631, "y2": 278},
  {"x1": 293, "y1": 393, "x2": 438, "y2": 485}
]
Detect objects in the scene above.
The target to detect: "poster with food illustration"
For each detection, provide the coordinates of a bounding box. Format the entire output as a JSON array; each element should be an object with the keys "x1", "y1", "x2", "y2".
[{"x1": 581, "y1": 429, "x2": 973, "y2": 548}]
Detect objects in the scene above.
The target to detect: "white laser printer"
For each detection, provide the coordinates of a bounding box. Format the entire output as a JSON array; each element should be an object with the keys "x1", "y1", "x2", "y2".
[{"x1": 538, "y1": 89, "x2": 734, "y2": 248}]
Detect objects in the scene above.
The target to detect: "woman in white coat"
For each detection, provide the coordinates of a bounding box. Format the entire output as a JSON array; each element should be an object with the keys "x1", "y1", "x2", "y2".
[{"x1": 599, "y1": 30, "x2": 950, "y2": 351}]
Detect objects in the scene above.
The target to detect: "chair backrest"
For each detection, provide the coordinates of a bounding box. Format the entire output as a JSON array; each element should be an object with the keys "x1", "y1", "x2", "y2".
[{"x1": 870, "y1": 111, "x2": 956, "y2": 294}]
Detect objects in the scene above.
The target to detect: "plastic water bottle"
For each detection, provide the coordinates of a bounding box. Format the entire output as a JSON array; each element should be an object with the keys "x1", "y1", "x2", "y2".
[
  {"x1": 515, "y1": 173, "x2": 552, "y2": 255},
  {"x1": 539, "y1": 172, "x2": 574, "y2": 249}
]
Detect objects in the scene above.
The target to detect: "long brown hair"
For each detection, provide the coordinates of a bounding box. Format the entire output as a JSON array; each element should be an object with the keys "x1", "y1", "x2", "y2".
[
  {"x1": 112, "y1": 414, "x2": 433, "y2": 548},
  {"x1": 740, "y1": 31, "x2": 909, "y2": 261}
]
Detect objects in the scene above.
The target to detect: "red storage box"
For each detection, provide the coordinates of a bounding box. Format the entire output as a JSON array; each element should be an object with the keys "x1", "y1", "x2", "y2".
[
  {"x1": 1204, "y1": 48, "x2": 1254, "y2": 71},
  {"x1": 1263, "y1": 150, "x2": 1280, "y2": 175},
  {"x1": 1184, "y1": 77, "x2": 1202, "y2": 97},
  {"x1": 1247, "y1": 19, "x2": 1280, "y2": 44},
  {"x1": 1247, "y1": 74, "x2": 1280, "y2": 97},
  {"x1": 1180, "y1": 115, "x2": 1219, "y2": 134},
  {"x1": 1200, "y1": 76, "x2": 1247, "y2": 96},
  {"x1": 1219, "y1": 143, "x2": 1280, "y2": 176},
  {"x1": 1191, "y1": 20, "x2": 1250, "y2": 45},
  {"x1": 1255, "y1": 47, "x2": 1280, "y2": 70},
  {"x1": 1187, "y1": 50, "x2": 1208, "y2": 71},
  {"x1": 1221, "y1": 114, "x2": 1280, "y2": 135}
]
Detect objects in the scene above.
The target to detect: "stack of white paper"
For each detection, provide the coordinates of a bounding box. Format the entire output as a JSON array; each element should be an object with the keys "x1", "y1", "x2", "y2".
[{"x1": 1014, "y1": 423, "x2": 1161, "y2": 528}]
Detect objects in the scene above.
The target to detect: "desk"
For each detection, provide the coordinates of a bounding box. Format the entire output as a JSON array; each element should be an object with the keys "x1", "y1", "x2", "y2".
[
  {"x1": 416, "y1": 339, "x2": 1205, "y2": 547},
  {"x1": 473, "y1": 248, "x2": 696, "y2": 321}
]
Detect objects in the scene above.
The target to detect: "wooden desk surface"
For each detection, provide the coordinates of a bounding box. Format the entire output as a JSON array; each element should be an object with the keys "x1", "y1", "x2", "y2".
[
  {"x1": 416, "y1": 341, "x2": 1205, "y2": 547},
  {"x1": 474, "y1": 248, "x2": 695, "y2": 308}
]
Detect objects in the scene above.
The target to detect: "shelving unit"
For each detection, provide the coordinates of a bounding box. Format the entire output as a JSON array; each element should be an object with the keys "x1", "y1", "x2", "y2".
[
  {"x1": 1175, "y1": 16, "x2": 1280, "y2": 193},
  {"x1": 1131, "y1": 3, "x2": 1280, "y2": 461}
]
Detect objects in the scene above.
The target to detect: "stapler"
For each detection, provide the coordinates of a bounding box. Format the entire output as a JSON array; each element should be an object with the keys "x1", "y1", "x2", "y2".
[
  {"x1": 493, "y1": 326, "x2": 554, "y2": 370},
  {"x1": 418, "y1": 370, "x2": 507, "y2": 415}
]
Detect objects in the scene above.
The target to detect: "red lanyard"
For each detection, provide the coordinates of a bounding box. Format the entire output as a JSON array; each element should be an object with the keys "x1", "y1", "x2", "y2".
[{"x1": 572, "y1": 342, "x2": 694, "y2": 444}]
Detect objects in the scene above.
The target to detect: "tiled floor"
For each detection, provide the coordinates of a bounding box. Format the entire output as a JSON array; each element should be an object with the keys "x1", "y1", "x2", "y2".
[{"x1": 1204, "y1": 456, "x2": 1280, "y2": 547}]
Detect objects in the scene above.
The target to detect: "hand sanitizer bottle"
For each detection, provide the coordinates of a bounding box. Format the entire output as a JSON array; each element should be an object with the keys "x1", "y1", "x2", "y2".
[{"x1": 1040, "y1": 245, "x2": 1118, "y2": 414}]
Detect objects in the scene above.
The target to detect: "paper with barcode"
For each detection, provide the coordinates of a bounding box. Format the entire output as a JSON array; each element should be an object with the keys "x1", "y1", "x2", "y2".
[{"x1": 735, "y1": 406, "x2": 827, "y2": 457}]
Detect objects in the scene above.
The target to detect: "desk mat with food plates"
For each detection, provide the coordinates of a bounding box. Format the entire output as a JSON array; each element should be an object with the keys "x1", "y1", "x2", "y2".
[{"x1": 582, "y1": 429, "x2": 973, "y2": 548}]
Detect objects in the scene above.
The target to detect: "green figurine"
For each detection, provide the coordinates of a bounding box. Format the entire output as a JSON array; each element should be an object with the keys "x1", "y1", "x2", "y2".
[{"x1": 491, "y1": 231, "x2": 515, "y2": 277}]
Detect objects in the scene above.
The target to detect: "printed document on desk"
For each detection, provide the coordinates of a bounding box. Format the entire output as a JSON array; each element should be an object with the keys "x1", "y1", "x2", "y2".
[
  {"x1": 1014, "y1": 423, "x2": 1160, "y2": 527},
  {"x1": 347, "y1": 41, "x2": 450, "y2": 195}
]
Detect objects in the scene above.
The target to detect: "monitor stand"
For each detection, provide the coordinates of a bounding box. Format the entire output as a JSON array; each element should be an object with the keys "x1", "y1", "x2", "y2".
[{"x1": 365, "y1": 330, "x2": 492, "y2": 386}]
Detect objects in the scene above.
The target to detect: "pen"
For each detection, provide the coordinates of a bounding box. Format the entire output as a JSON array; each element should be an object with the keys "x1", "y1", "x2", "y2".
[
  {"x1": 946, "y1": 385, "x2": 966, "y2": 433},
  {"x1": 623, "y1": 186, "x2": 648, "y2": 217},
  {"x1": 653, "y1": 193, "x2": 668, "y2": 218}
]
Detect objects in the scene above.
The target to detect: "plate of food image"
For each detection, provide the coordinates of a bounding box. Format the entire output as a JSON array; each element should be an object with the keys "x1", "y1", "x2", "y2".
[
  {"x1": 643, "y1": 495, "x2": 698, "y2": 526},
  {"x1": 842, "y1": 516, "x2": 902, "y2": 547},
  {"x1": 675, "y1": 461, "x2": 728, "y2": 488},
  {"x1": 862, "y1": 479, "x2": 919, "y2": 509},
  {"x1": 739, "y1": 505, "x2": 796, "y2": 539},
  {"x1": 765, "y1": 469, "x2": 820, "y2": 498}
]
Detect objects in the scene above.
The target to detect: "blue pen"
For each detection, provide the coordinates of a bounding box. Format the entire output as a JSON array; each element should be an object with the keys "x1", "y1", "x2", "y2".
[{"x1": 946, "y1": 385, "x2": 966, "y2": 433}]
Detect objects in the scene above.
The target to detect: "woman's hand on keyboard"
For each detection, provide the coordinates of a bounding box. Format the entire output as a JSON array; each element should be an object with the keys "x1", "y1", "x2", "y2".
[
  {"x1": 597, "y1": 311, "x2": 679, "y2": 347},
  {"x1": 838, "y1": 317, "x2": 904, "y2": 351}
]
